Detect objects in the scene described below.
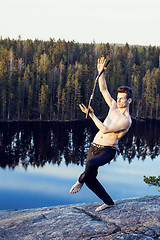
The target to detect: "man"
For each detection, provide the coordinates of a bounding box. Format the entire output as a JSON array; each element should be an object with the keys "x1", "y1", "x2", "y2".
[{"x1": 70, "y1": 57, "x2": 132, "y2": 212}]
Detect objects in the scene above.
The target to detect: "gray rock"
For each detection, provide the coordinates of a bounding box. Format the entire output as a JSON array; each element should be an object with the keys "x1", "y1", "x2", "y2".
[{"x1": 0, "y1": 195, "x2": 160, "y2": 240}]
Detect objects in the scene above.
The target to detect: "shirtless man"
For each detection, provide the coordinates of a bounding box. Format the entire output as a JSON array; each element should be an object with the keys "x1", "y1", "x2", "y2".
[{"x1": 70, "y1": 57, "x2": 132, "y2": 212}]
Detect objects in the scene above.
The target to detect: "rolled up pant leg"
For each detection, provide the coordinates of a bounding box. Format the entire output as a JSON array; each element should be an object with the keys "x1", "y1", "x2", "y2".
[{"x1": 78, "y1": 145, "x2": 116, "y2": 205}]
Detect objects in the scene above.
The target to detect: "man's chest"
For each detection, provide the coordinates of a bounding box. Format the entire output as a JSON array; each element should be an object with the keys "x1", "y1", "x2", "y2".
[{"x1": 104, "y1": 110, "x2": 124, "y2": 124}]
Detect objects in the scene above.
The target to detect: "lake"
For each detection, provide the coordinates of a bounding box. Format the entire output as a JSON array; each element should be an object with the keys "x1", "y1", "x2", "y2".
[{"x1": 0, "y1": 119, "x2": 160, "y2": 210}]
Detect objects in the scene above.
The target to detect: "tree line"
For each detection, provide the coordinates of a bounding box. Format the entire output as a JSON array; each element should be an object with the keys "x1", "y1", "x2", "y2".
[{"x1": 0, "y1": 37, "x2": 160, "y2": 121}]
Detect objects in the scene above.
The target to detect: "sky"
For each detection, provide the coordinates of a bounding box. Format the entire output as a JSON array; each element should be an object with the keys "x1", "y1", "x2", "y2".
[{"x1": 0, "y1": 0, "x2": 160, "y2": 46}]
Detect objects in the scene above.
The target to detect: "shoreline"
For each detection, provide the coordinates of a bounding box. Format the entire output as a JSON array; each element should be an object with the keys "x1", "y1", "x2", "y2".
[{"x1": 0, "y1": 116, "x2": 159, "y2": 123}]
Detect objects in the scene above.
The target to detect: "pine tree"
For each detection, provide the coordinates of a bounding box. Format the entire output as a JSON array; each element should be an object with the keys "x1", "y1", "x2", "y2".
[
  {"x1": 38, "y1": 84, "x2": 49, "y2": 119},
  {"x1": 74, "y1": 70, "x2": 81, "y2": 118},
  {"x1": 61, "y1": 88, "x2": 66, "y2": 120},
  {"x1": 143, "y1": 70, "x2": 155, "y2": 117},
  {"x1": 2, "y1": 89, "x2": 6, "y2": 119},
  {"x1": 57, "y1": 84, "x2": 61, "y2": 119},
  {"x1": 28, "y1": 85, "x2": 33, "y2": 119}
]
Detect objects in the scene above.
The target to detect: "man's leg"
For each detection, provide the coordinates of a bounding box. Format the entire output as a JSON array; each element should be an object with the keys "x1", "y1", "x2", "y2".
[
  {"x1": 70, "y1": 146, "x2": 116, "y2": 207},
  {"x1": 69, "y1": 145, "x2": 94, "y2": 194},
  {"x1": 70, "y1": 156, "x2": 98, "y2": 194},
  {"x1": 85, "y1": 177, "x2": 114, "y2": 205},
  {"x1": 81, "y1": 148, "x2": 116, "y2": 211},
  {"x1": 85, "y1": 177, "x2": 114, "y2": 212}
]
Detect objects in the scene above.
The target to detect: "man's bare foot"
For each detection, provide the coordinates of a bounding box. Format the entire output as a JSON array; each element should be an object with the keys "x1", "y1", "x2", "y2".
[
  {"x1": 69, "y1": 181, "x2": 84, "y2": 194},
  {"x1": 95, "y1": 203, "x2": 114, "y2": 212}
]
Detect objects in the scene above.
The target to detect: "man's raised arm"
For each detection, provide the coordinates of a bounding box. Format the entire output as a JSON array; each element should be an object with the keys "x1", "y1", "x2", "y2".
[{"x1": 97, "y1": 57, "x2": 115, "y2": 108}]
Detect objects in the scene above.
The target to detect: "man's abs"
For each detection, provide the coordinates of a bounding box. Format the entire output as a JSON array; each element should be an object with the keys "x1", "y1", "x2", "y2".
[{"x1": 93, "y1": 131, "x2": 119, "y2": 147}]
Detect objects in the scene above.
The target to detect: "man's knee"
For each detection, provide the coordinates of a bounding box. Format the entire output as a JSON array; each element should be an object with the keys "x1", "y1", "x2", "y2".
[
  {"x1": 85, "y1": 161, "x2": 98, "y2": 180},
  {"x1": 86, "y1": 158, "x2": 96, "y2": 170}
]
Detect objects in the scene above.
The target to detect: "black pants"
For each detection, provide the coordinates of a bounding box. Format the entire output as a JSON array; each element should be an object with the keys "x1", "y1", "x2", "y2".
[{"x1": 78, "y1": 144, "x2": 116, "y2": 205}]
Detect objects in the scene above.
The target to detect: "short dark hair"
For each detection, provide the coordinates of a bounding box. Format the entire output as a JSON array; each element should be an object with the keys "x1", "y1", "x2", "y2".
[{"x1": 118, "y1": 86, "x2": 133, "y2": 99}]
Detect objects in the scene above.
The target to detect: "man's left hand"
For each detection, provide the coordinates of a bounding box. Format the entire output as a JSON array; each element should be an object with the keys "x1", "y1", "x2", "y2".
[{"x1": 79, "y1": 103, "x2": 94, "y2": 115}]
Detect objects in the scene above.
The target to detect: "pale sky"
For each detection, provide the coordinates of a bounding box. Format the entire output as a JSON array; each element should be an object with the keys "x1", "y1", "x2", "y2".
[{"x1": 0, "y1": 0, "x2": 160, "y2": 46}]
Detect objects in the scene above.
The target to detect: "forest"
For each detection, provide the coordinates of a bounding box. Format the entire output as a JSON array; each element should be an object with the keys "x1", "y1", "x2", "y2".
[{"x1": 0, "y1": 37, "x2": 160, "y2": 121}]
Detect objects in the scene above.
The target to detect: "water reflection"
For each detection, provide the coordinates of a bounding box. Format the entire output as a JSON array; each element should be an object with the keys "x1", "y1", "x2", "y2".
[
  {"x1": 119, "y1": 119, "x2": 160, "y2": 162},
  {"x1": 0, "y1": 119, "x2": 160, "y2": 170}
]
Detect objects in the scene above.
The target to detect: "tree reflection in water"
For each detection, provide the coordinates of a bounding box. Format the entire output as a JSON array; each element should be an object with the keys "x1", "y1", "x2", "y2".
[
  {"x1": 118, "y1": 119, "x2": 160, "y2": 162},
  {"x1": 0, "y1": 119, "x2": 160, "y2": 170}
]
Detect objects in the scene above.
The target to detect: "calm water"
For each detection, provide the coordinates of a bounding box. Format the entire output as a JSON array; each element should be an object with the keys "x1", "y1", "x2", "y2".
[{"x1": 0, "y1": 119, "x2": 160, "y2": 210}]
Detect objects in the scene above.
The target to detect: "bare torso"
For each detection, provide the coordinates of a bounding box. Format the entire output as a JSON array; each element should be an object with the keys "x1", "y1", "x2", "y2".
[{"x1": 93, "y1": 103, "x2": 132, "y2": 147}]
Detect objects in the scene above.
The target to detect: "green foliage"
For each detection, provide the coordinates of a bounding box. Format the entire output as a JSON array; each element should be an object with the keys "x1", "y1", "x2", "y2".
[
  {"x1": 143, "y1": 176, "x2": 160, "y2": 192},
  {"x1": 38, "y1": 84, "x2": 49, "y2": 119},
  {"x1": 0, "y1": 38, "x2": 160, "y2": 120}
]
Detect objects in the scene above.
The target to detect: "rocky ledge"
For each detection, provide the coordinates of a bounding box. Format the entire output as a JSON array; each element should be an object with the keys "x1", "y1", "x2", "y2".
[{"x1": 0, "y1": 195, "x2": 160, "y2": 240}]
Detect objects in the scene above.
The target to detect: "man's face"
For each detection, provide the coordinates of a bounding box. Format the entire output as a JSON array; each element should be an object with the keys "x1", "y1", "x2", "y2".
[{"x1": 117, "y1": 92, "x2": 129, "y2": 108}]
